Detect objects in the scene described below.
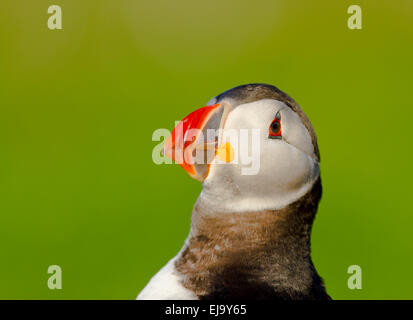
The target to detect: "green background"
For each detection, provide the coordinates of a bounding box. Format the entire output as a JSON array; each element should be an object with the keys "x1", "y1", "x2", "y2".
[{"x1": 0, "y1": 0, "x2": 412, "y2": 299}]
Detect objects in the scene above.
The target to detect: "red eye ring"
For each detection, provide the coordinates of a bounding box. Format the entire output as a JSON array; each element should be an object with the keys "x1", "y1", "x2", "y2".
[{"x1": 268, "y1": 118, "x2": 282, "y2": 139}]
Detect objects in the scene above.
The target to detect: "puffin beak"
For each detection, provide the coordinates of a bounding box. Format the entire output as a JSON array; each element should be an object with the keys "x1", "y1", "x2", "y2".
[{"x1": 164, "y1": 103, "x2": 226, "y2": 181}]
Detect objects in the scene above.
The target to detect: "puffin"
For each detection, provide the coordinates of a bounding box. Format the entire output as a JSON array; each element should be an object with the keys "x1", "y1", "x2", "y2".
[{"x1": 138, "y1": 84, "x2": 330, "y2": 300}]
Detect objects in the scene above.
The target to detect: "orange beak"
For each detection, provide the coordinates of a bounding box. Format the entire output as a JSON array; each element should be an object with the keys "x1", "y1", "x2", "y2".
[{"x1": 163, "y1": 103, "x2": 223, "y2": 181}]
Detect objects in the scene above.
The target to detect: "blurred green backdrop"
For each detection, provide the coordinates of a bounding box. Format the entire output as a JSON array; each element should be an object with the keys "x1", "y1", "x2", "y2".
[{"x1": 0, "y1": 0, "x2": 412, "y2": 299}]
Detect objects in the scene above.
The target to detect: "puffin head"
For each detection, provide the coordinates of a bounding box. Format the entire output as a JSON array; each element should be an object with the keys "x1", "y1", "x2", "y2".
[{"x1": 164, "y1": 84, "x2": 320, "y2": 213}]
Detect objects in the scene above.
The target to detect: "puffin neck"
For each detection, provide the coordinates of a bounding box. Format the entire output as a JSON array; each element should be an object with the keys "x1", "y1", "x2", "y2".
[{"x1": 175, "y1": 178, "x2": 329, "y2": 300}]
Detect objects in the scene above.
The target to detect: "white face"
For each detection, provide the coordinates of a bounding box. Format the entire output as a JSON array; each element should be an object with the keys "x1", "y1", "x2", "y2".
[{"x1": 197, "y1": 99, "x2": 320, "y2": 214}]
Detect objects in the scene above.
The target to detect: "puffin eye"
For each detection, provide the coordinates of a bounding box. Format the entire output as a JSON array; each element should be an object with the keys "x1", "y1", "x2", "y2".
[{"x1": 268, "y1": 114, "x2": 282, "y2": 139}]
